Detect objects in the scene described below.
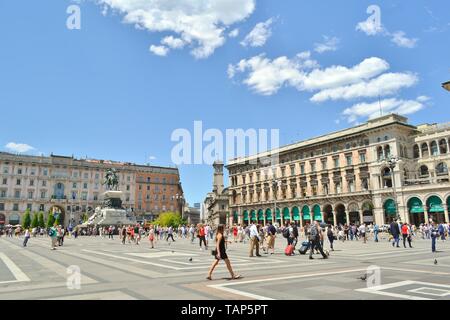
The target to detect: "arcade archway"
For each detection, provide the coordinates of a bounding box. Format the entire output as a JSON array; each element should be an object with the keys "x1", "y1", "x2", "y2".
[
  {"x1": 335, "y1": 203, "x2": 346, "y2": 225},
  {"x1": 407, "y1": 197, "x2": 425, "y2": 226},
  {"x1": 323, "y1": 204, "x2": 334, "y2": 225}
]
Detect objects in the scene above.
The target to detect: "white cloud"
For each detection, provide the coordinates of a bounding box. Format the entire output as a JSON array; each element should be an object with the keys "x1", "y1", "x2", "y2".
[
  {"x1": 229, "y1": 53, "x2": 421, "y2": 111},
  {"x1": 149, "y1": 156, "x2": 157, "y2": 160},
  {"x1": 314, "y1": 36, "x2": 340, "y2": 54},
  {"x1": 229, "y1": 28, "x2": 239, "y2": 38},
  {"x1": 161, "y1": 36, "x2": 185, "y2": 49},
  {"x1": 356, "y1": 11, "x2": 418, "y2": 49},
  {"x1": 356, "y1": 18, "x2": 384, "y2": 36},
  {"x1": 98, "y1": 0, "x2": 256, "y2": 59},
  {"x1": 149, "y1": 45, "x2": 169, "y2": 56},
  {"x1": 311, "y1": 72, "x2": 418, "y2": 102},
  {"x1": 390, "y1": 31, "x2": 418, "y2": 48},
  {"x1": 299, "y1": 57, "x2": 389, "y2": 91},
  {"x1": 240, "y1": 18, "x2": 274, "y2": 47},
  {"x1": 228, "y1": 51, "x2": 319, "y2": 95},
  {"x1": 417, "y1": 95, "x2": 431, "y2": 102},
  {"x1": 5, "y1": 142, "x2": 35, "y2": 153},
  {"x1": 342, "y1": 98, "x2": 426, "y2": 123}
]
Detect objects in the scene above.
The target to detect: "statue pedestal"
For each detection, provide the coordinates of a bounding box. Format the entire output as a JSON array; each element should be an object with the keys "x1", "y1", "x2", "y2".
[{"x1": 84, "y1": 190, "x2": 136, "y2": 226}]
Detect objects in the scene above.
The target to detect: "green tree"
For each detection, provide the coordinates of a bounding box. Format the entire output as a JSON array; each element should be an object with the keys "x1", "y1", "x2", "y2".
[
  {"x1": 22, "y1": 209, "x2": 31, "y2": 229},
  {"x1": 31, "y1": 212, "x2": 38, "y2": 228},
  {"x1": 154, "y1": 212, "x2": 187, "y2": 227},
  {"x1": 82, "y1": 213, "x2": 88, "y2": 223},
  {"x1": 46, "y1": 213, "x2": 55, "y2": 228},
  {"x1": 38, "y1": 212, "x2": 45, "y2": 228},
  {"x1": 55, "y1": 214, "x2": 62, "y2": 226}
]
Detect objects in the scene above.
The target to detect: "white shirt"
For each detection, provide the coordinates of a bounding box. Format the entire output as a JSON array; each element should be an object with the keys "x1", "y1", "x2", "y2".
[{"x1": 249, "y1": 224, "x2": 259, "y2": 239}]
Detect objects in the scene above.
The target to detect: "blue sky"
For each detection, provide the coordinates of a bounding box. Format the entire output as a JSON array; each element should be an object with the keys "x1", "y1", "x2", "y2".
[{"x1": 0, "y1": 0, "x2": 449, "y2": 205}]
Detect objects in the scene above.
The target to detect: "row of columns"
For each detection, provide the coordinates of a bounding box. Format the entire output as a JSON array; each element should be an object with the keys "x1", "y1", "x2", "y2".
[
  {"x1": 417, "y1": 139, "x2": 449, "y2": 158},
  {"x1": 233, "y1": 209, "x2": 368, "y2": 226}
]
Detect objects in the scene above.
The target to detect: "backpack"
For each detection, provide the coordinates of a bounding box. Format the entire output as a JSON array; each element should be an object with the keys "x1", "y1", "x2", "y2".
[
  {"x1": 327, "y1": 228, "x2": 333, "y2": 237},
  {"x1": 310, "y1": 225, "x2": 319, "y2": 240},
  {"x1": 48, "y1": 228, "x2": 55, "y2": 237},
  {"x1": 282, "y1": 228, "x2": 290, "y2": 239}
]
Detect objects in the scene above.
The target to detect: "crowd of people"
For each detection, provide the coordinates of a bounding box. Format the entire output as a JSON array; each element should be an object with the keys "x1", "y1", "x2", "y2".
[{"x1": 2, "y1": 219, "x2": 447, "y2": 256}]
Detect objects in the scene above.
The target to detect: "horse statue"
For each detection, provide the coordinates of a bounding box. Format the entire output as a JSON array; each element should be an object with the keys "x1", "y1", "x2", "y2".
[{"x1": 103, "y1": 168, "x2": 119, "y2": 191}]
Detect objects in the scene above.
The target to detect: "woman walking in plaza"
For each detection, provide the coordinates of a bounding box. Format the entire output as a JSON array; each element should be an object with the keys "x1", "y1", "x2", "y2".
[
  {"x1": 148, "y1": 225, "x2": 155, "y2": 249},
  {"x1": 206, "y1": 224, "x2": 241, "y2": 281}
]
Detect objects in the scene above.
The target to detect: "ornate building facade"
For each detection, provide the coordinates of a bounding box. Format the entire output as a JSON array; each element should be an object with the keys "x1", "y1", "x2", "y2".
[
  {"x1": 0, "y1": 152, "x2": 182, "y2": 227},
  {"x1": 226, "y1": 114, "x2": 450, "y2": 227}
]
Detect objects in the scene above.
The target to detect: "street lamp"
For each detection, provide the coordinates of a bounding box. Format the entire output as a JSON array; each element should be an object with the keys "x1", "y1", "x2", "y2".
[
  {"x1": 272, "y1": 176, "x2": 281, "y2": 226},
  {"x1": 442, "y1": 81, "x2": 450, "y2": 92},
  {"x1": 380, "y1": 155, "x2": 404, "y2": 222}
]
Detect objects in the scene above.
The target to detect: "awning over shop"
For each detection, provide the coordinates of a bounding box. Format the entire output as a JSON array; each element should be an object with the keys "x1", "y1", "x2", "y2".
[
  {"x1": 292, "y1": 207, "x2": 300, "y2": 221},
  {"x1": 258, "y1": 209, "x2": 264, "y2": 221},
  {"x1": 265, "y1": 209, "x2": 272, "y2": 220},
  {"x1": 250, "y1": 210, "x2": 257, "y2": 221},
  {"x1": 427, "y1": 196, "x2": 444, "y2": 213},
  {"x1": 312, "y1": 205, "x2": 322, "y2": 221},
  {"x1": 283, "y1": 207, "x2": 290, "y2": 220},
  {"x1": 408, "y1": 197, "x2": 424, "y2": 214},
  {"x1": 243, "y1": 210, "x2": 249, "y2": 221},
  {"x1": 302, "y1": 206, "x2": 311, "y2": 220},
  {"x1": 384, "y1": 199, "x2": 397, "y2": 215}
]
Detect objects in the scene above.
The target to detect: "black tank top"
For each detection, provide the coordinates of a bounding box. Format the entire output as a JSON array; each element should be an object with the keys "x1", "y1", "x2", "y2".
[{"x1": 218, "y1": 234, "x2": 226, "y2": 254}]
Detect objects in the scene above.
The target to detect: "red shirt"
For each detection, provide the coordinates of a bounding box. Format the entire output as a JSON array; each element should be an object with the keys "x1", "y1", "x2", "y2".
[
  {"x1": 199, "y1": 227, "x2": 205, "y2": 237},
  {"x1": 401, "y1": 225, "x2": 409, "y2": 235}
]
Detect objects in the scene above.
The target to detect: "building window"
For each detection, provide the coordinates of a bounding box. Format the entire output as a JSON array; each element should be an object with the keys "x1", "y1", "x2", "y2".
[
  {"x1": 346, "y1": 155, "x2": 352, "y2": 166},
  {"x1": 300, "y1": 164, "x2": 305, "y2": 175},
  {"x1": 335, "y1": 182, "x2": 342, "y2": 194},
  {"x1": 73, "y1": 183, "x2": 77, "y2": 188},
  {"x1": 127, "y1": 176, "x2": 131, "y2": 182},
  {"x1": 27, "y1": 203, "x2": 32, "y2": 210},
  {"x1": 39, "y1": 204, "x2": 45, "y2": 211},
  {"x1": 29, "y1": 180, "x2": 34, "y2": 186},
  {"x1": 3, "y1": 167, "x2": 8, "y2": 174},
  {"x1": 94, "y1": 194, "x2": 98, "y2": 201},
  {"x1": 147, "y1": 186, "x2": 150, "y2": 191},
  {"x1": 310, "y1": 161, "x2": 316, "y2": 172},
  {"x1": 127, "y1": 185, "x2": 130, "y2": 191},
  {"x1": 83, "y1": 183, "x2": 88, "y2": 189},
  {"x1": 41, "y1": 191, "x2": 46, "y2": 199},
  {"x1": 16, "y1": 179, "x2": 21, "y2": 186},
  {"x1": 13, "y1": 203, "x2": 19, "y2": 211},
  {"x1": 43, "y1": 169, "x2": 48, "y2": 176},
  {"x1": 0, "y1": 203, "x2": 4, "y2": 211},
  {"x1": 334, "y1": 158, "x2": 339, "y2": 168},
  {"x1": 321, "y1": 159, "x2": 327, "y2": 170},
  {"x1": 18, "y1": 169, "x2": 22, "y2": 175},
  {"x1": 14, "y1": 190, "x2": 20, "y2": 198},
  {"x1": 348, "y1": 180, "x2": 355, "y2": 192},
  {"x1": 73, "y1": 172, "x2": 78, "y2": 178},
  {"x1": 72, "y1": 192, "x2": 77, "y2": 200},
  {"x1": 2, "y1": 178, "x2": 7, "y2": 185},
  {"x1": 0, "y1": 190, "x2": 6, "y2": 198},
  {"x1": 81, "y1": 192, "x2": 87, "y2": 201},
  {"x1": 28, "y1": 191, "x2": 33, "y2": 199},
  {"x1": 42, "y1": 180, "x2": 47, "y2": 187},
  {"x1": 359, "y1": 153, "x2": 366, "y2": 163},
  {"x1": 84, "y1": 173, "x2": 89, "y2": 179}
]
